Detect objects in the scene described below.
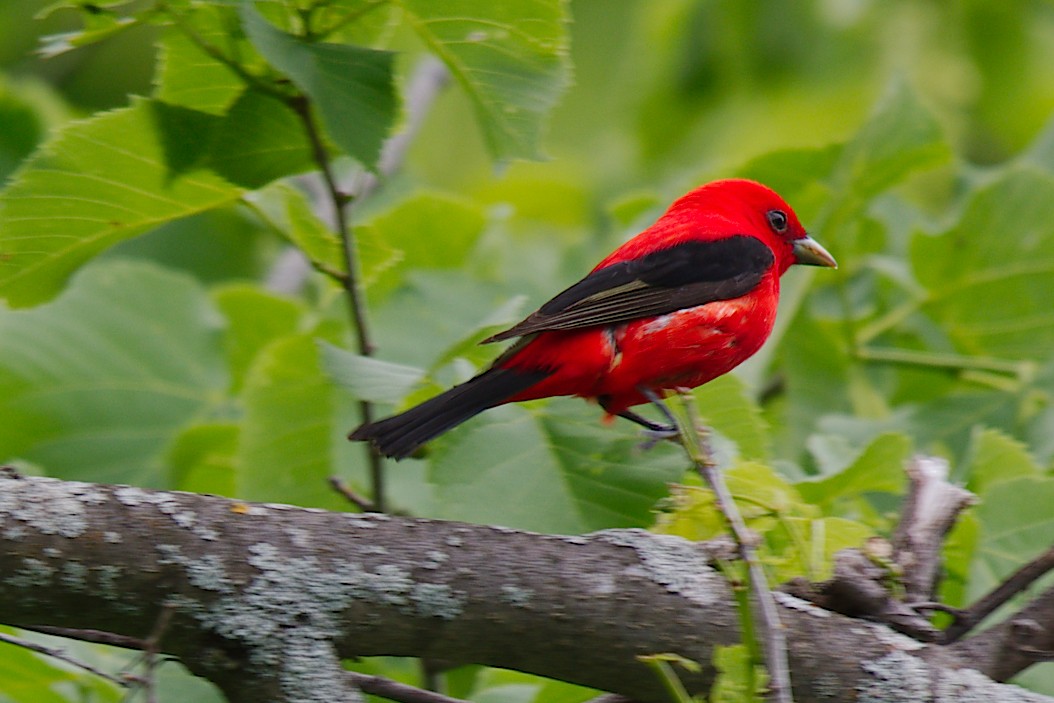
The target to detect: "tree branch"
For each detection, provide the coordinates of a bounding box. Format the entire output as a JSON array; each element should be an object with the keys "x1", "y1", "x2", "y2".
[{"x1": 3, "y1": 474, "x2": 1051, "y2": 703}]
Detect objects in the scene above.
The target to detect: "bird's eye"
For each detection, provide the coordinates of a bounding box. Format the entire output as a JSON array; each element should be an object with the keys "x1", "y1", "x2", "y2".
[{"x1": 767, "y1": 209, "x2": 789, "y2": 233}]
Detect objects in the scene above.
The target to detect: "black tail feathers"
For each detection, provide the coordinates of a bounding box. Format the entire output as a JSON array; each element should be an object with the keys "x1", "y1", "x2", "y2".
[{"x1": 349, "y1": 367, "x2": 549, "y2": 460}]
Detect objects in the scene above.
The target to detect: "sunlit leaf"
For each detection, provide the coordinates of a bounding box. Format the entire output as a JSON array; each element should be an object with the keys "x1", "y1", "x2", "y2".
[
  {"x1": 155, "y1": 12, "x2": 246, "y2": 115},
  {"x1": 0, "y1": 98, "x2": 243, "y2": 306}
]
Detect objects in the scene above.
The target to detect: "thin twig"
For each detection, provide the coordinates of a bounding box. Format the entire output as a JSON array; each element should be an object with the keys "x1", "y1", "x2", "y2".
[
  {"x1": 292, "y1": 57, "x2": 450, "y2": 512},
  {"x1": 328, "y1": 475, "x2": 377, "y2": 512},
  {"x1": 19, "y1": 625, "x2": 147, "y2": 650},
  {"x1": 141, "y1": 605, "x2": 176, "y2": 703},
  {"x1": 348, "y1": 671, "x2": 469, "y2": 703},
  {"x1": 673, "y1": 390, "x2": 793, "y2": 703},
  {"x1": 942, "y1": 545, "x2": 1054, "y2": 644},
  {"x1": 288, "y1": 93, "x2": 386, "y2": 512},
  {"x1": 0, "y1": 631, "x2": 127, "y2": 687}
]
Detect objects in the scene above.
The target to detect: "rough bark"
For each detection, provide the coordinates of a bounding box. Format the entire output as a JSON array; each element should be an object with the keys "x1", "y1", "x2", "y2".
[{"x1": 0, "y1": 473, "x2": 1050, "y2": 703}]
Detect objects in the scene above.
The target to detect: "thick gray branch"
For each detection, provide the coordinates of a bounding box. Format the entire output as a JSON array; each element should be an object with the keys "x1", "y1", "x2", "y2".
[{"x1": 0, "y1": 474, "x2": 1049, "y2": 703}]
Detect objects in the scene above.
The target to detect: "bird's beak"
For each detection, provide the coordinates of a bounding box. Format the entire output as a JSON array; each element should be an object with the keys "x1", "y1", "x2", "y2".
[{"x1": 792, "y1": 235, "x2": 837, "y2": 268}]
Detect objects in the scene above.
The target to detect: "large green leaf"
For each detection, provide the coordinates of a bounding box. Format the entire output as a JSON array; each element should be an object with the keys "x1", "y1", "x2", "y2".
[
  {"x1": 969, "y1": 476, "x2": 1054, "y2": 604},
  {"x1": 241, "y1": 3, "x2": 397, "y2": 171},
  {"x1": 428, "y1": 401, "x2": 683, "y2": 533},
  {"x1": 397, "y1": 0, "x2": 571, "y2": 161},
  {"x1": 320, "y1": 342, "x2": 426, "y2": 405},
  {"x1": 911, "y1": 168, "x2": 1054, "y2": 358},
  {"x1": 237, "y1": 333, "x2": 345, "y2": 509},
  {"x1": 212, "y1": 283, "x2": 305, "y2": 392},
  {"x1": 0, "y1": 98, "x2": 243, "y2": 307},
  {"x1": 0, "y1": 261, "x2": 227, "y2": 485}
]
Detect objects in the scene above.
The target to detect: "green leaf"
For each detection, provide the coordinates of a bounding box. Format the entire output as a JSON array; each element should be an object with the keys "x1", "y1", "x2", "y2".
[
  {"x1": 320, "y1": 342, "x2": 426, "y2": 404},
  {"x1": 0, "y1": 628, "x2": 121, "y2": 703},
  {"x1": 428, "y1": 401, "x2": 683, "y2": 532},
  {"x1": 212, "y1": 283, "x2": 305, "y2": 392},
  {"x1": 237, "y1": 334, "x2": 344, "y2": 509},
  {"x1": 911, "y1": 168, "x2": 1054, "y2": 358},
  {"x1": 0, "y1": 79, "x2": 48, "y2": 183},
  {"x1": 831, "y1": 80, "x2": 950, "y2": 200},
  {"x1": 710, "y1": 644, "x2": 766, "y2": 703},
  {"x1": 0, "y1": 261, "x2": 227, "y2": 486},
  {"x1": 692, "y1": 375, "x2": 769, "y2": 461},
  {"x1": 155, "y1": 16, "x2": 246, "y2": 115},
  {"x1": 248, "y1": 182, "x2": 347, "y2": 274},
  {"x1": 207, "y1": 90, "x2": 316, "y2": 188},
  {"x1": 0, "y1": 98, "x2": 243, "y2": 307},
  {"x1": 356, "y1": 191, "x2": 487, "y2": 296},
  {"x1": 969, "y1": 475, "x2": 1054, "y2": 603},
  {"x1": 963, "y1": 427, "x2": 1041, "y2": 494},
  {"x1": 241, "y1": 2, "x2": 398, "y2": 170},
  {"x1": 38, "y1": 15, "x2": 141, "y2": 59},
  {"x1": 168, "y1": 421, "x2": 240, "y2": 496},
  {"x1": 797, "y1": 432, "x2": 911, "y2": 507},
  {"x1": 397, "y1": 0, "x2": 571, "y2": 161}
]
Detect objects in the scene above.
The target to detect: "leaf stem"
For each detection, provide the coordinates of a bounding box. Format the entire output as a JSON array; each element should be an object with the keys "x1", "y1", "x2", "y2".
[
  {"x1": 673, "y1": 391, "x2": 794, "y2": 703},
  {"x1": 855, "y1": 346, "x2": 1033, "y2": 380}
]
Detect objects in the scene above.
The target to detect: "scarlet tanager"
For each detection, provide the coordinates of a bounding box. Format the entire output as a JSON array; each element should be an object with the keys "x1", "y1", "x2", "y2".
[{"x1": 351, "y1": 178, "x2": 836, "y2": 459}]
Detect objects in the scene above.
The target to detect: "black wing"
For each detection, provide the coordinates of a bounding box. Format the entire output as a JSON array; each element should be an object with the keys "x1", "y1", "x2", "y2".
[{"x1": 483, "y1": 234, "x2": 774, "y2": 343}]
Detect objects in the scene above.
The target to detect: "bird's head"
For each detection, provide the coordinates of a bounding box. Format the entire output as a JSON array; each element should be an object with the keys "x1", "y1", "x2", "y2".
[{"x1": 669, "y1": 178, "x2": 837, "y2": 274}]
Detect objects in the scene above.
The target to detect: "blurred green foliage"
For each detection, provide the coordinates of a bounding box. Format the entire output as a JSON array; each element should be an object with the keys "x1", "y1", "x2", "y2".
[{"x1": 3, "y1": 0, "x2": 1054, "y2": 701}]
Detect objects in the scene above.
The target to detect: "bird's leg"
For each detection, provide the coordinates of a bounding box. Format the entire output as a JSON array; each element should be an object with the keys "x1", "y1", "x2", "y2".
[
  {"x1": 639, "y1": 387, "x2": 679, "y2": 431},
  {"x1": 602, "y1": 390, "x2": 679, "y2": 447}
]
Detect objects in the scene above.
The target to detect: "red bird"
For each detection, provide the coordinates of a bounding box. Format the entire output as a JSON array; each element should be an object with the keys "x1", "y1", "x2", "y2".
[{"x1": 351, "y1": 179, "x2": 836, "y2": 459}]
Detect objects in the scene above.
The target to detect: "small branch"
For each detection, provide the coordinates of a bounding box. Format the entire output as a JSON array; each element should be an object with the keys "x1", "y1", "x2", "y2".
[
  {"x1": 892, "y1": 456, "x2": 976, "y2": 604},
  {"x1": 943, "y1": 546, "x2": 1054, "y2": 643},
  {"x1": 0, "y1": 631, "x2": 127, "y2": 688},
  {"x1": 20, "y1": 625, "x2": 147, "y2": 650},
  {"x1": 288, "y1": 93, "x2": 386, "y2": 512},
  {"x1": 348, "y1": 671, "x2": 468, "y2": 703},
  {"x1": 328, "y1": 476, "x2": 377, "y2": 512},
  {"x1": 138, "y1": 605, "x2": 176, "y2": 703},
  {"x1": 674, "y1": 391, "x2": 793, "y2": 703},
  {"x1": 288, "y1": 58, "x2": 450, "y2": 513}
]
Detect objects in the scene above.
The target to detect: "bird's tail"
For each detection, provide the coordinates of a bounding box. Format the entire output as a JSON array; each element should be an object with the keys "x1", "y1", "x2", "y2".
[{"x1": 349, "y1": 367, "x2": 550, "y2": 460}]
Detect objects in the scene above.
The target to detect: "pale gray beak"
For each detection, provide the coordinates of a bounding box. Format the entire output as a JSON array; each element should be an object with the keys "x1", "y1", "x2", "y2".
[{"x1": 792, "y1": 235, "x2": 837, "y2": 268}]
